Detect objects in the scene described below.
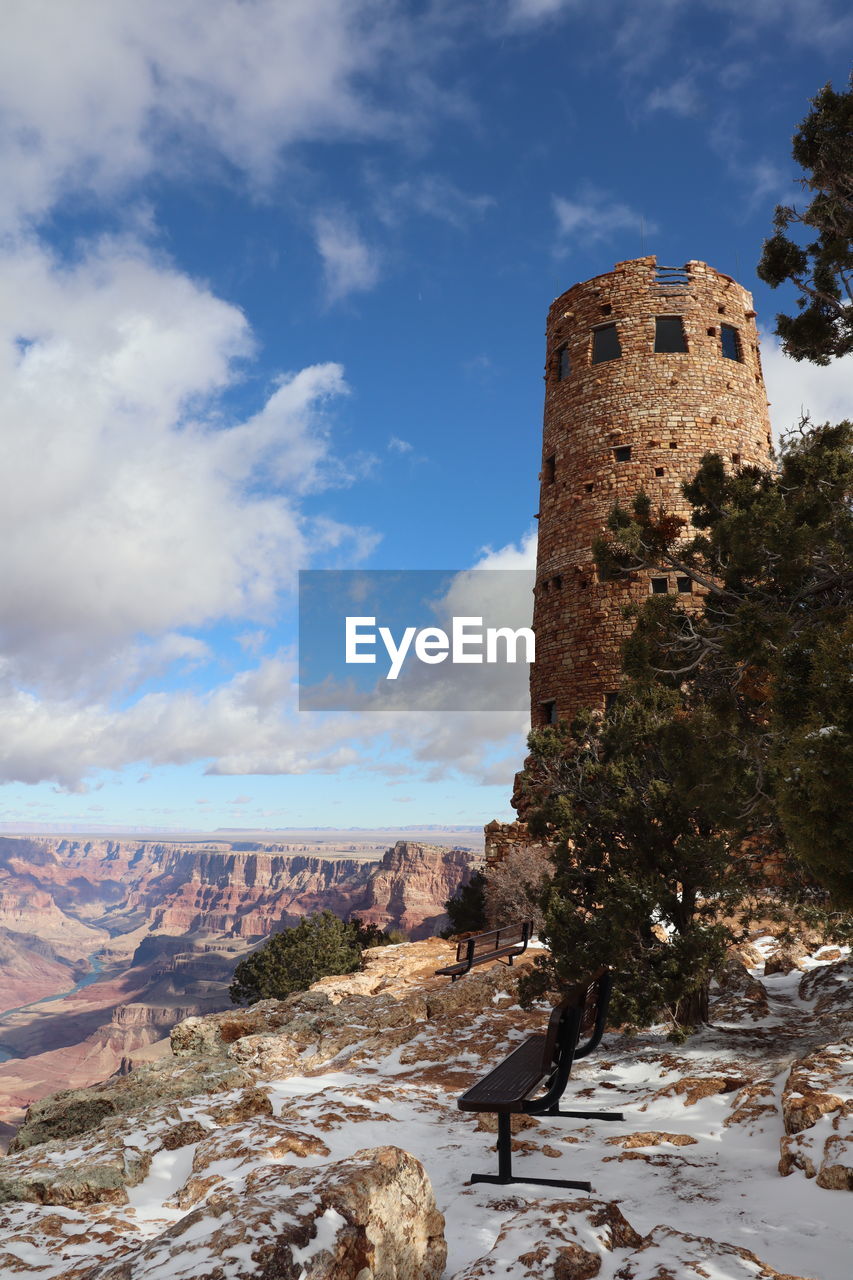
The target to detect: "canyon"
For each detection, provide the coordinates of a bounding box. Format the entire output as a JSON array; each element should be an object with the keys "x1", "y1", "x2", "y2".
[{"x1": 0, "y1": 833, "x2": 478, "y2": 1144}]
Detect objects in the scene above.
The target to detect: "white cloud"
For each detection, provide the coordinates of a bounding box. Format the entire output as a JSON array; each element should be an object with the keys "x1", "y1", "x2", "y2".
[
  {"x1": 646, "y1": 74, "x2": 702, "y2": 116},
  {"x1": 313, "y1": 210, "x2": 382, "y2": 303},
  {"x1": 388, "y1": 436, "x2": 414, "y2": 454},
  {"x1": 372, "y1": 173, "x2": 494, "y2": 229},
  {"x1": 553, "y1": 187, "x2": 655, "y2": 249},
  {"x1": 505, "y1": 0, "x2": 581, "y2": 23},
  {"x1": 0, "y1": 235, "x2": 373, "y2": 695},
  {"x1": 761, "y1": 332, "x2": 853, "y2": 441},
  {"x1": 0, "y1": 0, "x2": 409, "y2": 229}
]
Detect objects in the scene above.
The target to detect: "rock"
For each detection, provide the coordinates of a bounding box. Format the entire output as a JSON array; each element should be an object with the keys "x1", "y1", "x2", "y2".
[
  {"x1": 817, "y1": 1130, "x2": 853, "y2": 1190},
  {"x1": 709, "y1": 953, "x2": 769, "y2": 1021},
  {"x1": 80, "y1": 1146, "x2": 447, "y2": 1280},
  {"x1": 553, "y1": 1243, "x2": 601, "y2": 1278},
  {"x1": 781, "y1": 1045, "x2": 849, "y2": 1134},
  {"x1": 9, "y1": 1058, "x2": 253, "y2": 1151},
  {"x1": 0, "y1": 1134, "x2": 150, "y2": 1206},
  {"x1": 606, "y1": 1131, "x2": 697, "y2": 1148},
  {"x1": 780, "y1": 1045, "x2": 853, "y2": 1191},
  {"x1": 668, "y1": 1075, "x2": 747, "y2": 1106},
  {"x1": 764, "y1": 950, "x2": 802, "y2": 976},
  {"x1": 799, "y1": 958, "x2": 853, "y2": 1022}
]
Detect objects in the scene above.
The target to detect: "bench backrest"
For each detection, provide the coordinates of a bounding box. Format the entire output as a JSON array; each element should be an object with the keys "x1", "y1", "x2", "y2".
[
  {"x1": 539, "y1": 967, "x2": 613, "y2": 1082},
  {"x1": 455, "y1": 921, "x2": 533, "y2": 963}
]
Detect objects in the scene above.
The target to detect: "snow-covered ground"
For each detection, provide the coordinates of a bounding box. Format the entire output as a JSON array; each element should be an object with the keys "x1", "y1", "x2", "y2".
[{"x1": 0, "y1": 937, "x2": 850, "y2": 1279}]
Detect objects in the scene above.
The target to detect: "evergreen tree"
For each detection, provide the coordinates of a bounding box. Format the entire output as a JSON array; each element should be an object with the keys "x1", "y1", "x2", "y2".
[
  {"x1": 229, "y1": 910, "x2": 364, "y2": 1005},
  {"x1": 442, "y1": 870, "x2": 487, "y2": 937},
  {"x1": 757, "y1": 74, "x2": 853, "y2": 364},
  {"x1": 519, "y1": 686, "x2": 759, "y2": 1032},
  {"x1": 598, "y1": 420, "x2": 853, "y2": 906}
]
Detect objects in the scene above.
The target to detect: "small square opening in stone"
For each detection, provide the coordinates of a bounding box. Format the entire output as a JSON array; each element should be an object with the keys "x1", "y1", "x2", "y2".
[
  {"x1": 655, "y1": 466, "x2": 665, "y2": 476},
  {"x1": 718, "y1": 305, "x2": 726, "y2": 314},
  {"x1": 604, "y1": 691, "x2": 619, "y2": 713},
  {"x1": 676, "y1": 577, "x2": 692, "y2": 594},
  {"x1": 601, "y1": 303, "x2": 612, "y2": 315},
  {"x1": 544, "y1": 454, "x2": 556, "y2": 483},
  {"x1": 552, "y1": 575, "x2": 563, "y2": 590},
  {"x1": 731, "y1": 452, "x2": 741, "y2": 465},
  {"x1": 540, "y1": 699, "x2": 557, "y2": 726},
  {"x1": 721, "y1": 324, "x2": 742, "y2": 361},
  {"x1": 591, "y1": 323, "x2": 622, "y2": 364},
  {"x1": 557, "y1": 345, "x2": 571, "y2": 381},
  {"x1": 613, "y1": 445, "x2": 632, "y2": 462},
  {"x1": 654, "y1": 316, "x2": 687, "y2": 353},
  {"x1": 584, "y1": 482, "x2": 594, "y2": 493},
  {"x1": 707, "y1": 327, "x2": 716, "y2": 336},
  {"x1": 651, "y1": 577, "x2": 669, "y2": 594},
  {"x1": 669, "y1": 441, "x2": 678, "y2": 449}
]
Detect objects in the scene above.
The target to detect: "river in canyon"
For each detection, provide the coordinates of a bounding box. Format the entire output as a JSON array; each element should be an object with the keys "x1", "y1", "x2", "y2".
[{"x1": 0, "y1": 954, "x2": 105, "y2": 1060}]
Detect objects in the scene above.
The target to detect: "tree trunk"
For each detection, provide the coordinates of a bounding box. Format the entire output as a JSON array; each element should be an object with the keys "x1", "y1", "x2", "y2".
[{"x1": 674, "y1": 982, "x2": 709, "y2": 1027}]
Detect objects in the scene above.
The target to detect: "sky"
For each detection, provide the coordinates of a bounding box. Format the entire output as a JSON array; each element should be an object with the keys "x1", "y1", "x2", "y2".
[{"x1": 0, "y1": 0, "x2": 851, "y2": 833}]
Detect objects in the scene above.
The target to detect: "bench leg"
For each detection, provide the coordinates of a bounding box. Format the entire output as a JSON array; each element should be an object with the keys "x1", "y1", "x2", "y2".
[{"x1": 469, "y1": 1113, "x2": 593, "y2": 1192}]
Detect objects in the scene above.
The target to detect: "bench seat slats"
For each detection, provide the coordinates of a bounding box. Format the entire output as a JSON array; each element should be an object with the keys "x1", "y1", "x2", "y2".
[{"x1": 458, "y1": 1034, "x2": 549, "y2": 1112}]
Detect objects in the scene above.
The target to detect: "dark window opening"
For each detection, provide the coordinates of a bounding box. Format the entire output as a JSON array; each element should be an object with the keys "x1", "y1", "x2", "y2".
[
  {"x1": 651, "y1": 577, "x2": 669, "y2": 594},
  {"x1": 655, "y1": 466, "x2": 665, "y2": 477},
  {"x1": 613, "y1": 445, "x2": 632, "y2": 462},
  {"x1": 539, "y1": 578, "x2": 550, "y2": 593},
  {"x1": 579, "y1": 578, "x2": 589, "y2": 589},
  {"x1": 721, "y1": 324, "x2": 742, "y2": 361},
  {"x1": 654, "y1": 315, "x2": 687, "y2": 353},
  {"x1": 544, "y1": 454, "x2": 556, "y2": 483},
  {"x1": 604, "y1": 691, "x2": 620, "y2": 713},
  {"x1": 718, "y1": 305, "x2": 726, "y2": 314},
  {"x1": 731, "y1": 452, "x2": 741, "y2": 466},
  {"x1": 541, "y1": 700, "x2": 557, "y2": 726},
  {"x1": 676, "y1": 577, "x2": 692, "y2": 594},
  {"x1": 557, "y1": 345, "x2": 571, "y2": 381},
  {"x1": 669, "y1": 441, "x2": 678, "y2": 449},
  {"x1": 584, "y1": 482, "x2": 594, "y2": 493},
  {"x1": 592, "y1": 323, "x2": 622, "y2": 364},
  {"x1": 601, "y1": 303, "x2": 612, "y2": 315},
  {"x1": 552, "y1": 575, "x2": 563, "y2": 590},
  {"x1": 707, "y1": 327, "x2": 716, "y2": 337}
]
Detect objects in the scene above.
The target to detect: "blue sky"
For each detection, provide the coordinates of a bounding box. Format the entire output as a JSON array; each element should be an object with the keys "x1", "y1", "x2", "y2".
[{"x1": 0, "y1": 0, "x2": 851, "y2": 832}]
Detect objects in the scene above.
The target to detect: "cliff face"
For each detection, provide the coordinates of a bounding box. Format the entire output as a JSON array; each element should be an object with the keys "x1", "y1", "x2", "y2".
[{"x1": 350, "y1": 843, "x2": 477, "y2": 939}]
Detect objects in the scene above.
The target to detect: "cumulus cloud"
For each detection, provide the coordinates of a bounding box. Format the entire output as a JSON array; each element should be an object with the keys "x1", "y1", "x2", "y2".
[
  {"x1": 0, "y1": 235, "x2": 372, "y2": 695},
  {"x1": 553, "y1": 187, "x2": 655, "y2": 250},
  {"x1": 0, "y1": 0, "x2": 407, "y2": 228},
  {"x1": 761, "y1": 332, "x2": 853, "y2": 440},
  {"x1": 313, "y1": 210, "x2": 382, "y2": 303},
  {"x1": 646, "y1": 74, "x2": 703, "y2": 116}
]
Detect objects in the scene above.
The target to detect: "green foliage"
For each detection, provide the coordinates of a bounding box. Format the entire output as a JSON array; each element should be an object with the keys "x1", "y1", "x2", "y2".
[
  {"x1": 520, "y1": 686, "x2": 758, "y2": 1032},
  {"x1": 601, "y1": 420, "x2": 853, "y2": 907},
  {"x1": 757, "y1": 75, "x2": 853, "y2": 364},
  {"x1": 442, "y1": 870, "x2": 487, "y2": 937},
  {"x1": 230, "y1": 910, "x2": 364, "y2": 1005}
]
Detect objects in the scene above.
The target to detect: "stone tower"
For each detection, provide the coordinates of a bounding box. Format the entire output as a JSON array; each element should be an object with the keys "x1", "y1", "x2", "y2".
[{"x1": 530, "y1": 255, "x2": 773, "y2": 728}]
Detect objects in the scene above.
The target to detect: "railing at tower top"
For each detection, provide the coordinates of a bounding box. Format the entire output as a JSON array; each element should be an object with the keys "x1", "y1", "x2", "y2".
[{"x1": 654, "y1": 264, "x2": 691, "y2": 288}]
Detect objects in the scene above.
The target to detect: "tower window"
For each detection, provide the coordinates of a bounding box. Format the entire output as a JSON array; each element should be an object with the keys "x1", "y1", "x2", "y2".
[
  {"x1": 655, "y1": 467, "x2": 665, "y2": 477},
  {"x1": 592, "y1": 324, "x2": 622, "y2": 364},
  {"x1": 669, "y1": 441, "x2": 678, "y2": 449},
  {"x1": 654, "y1": 316, "x2": 687, "y2": 353},
  {"x1": 651, "y1": 577, "x2": 669, "y2": 594},
  {"x1": 601, "y1": 303, "x2": 612, "y2": 315},
  {"x1": 613, "y1": 445, "x2": 632, "y2": 462},
  {"x1": 604, "y1": 692, "x2": 619, "y2": 713},
  {"x1": 541, "y1": 699, "x2": 557, "y2": 726},
  {"x1": 731, "y1": 452, "x2": 741, "y2": 466},
  {"x1": 552, "y1": 575, "x2": 563, "y2": 590},
  {"x1": 557, "y1": 345, "x2": 571, "y2": 381},
  {"x1": 584, "y1": 482, "x2": 594, "y2": 493},
  {"x1": 544, "y1": 454, "x2": 556, "y2": 483},
  {"x1": 721, "y1": 324, "x2": 742, "y2": 361},
  {"x1": 676, "y1": 577, "x2": 692, "y2": 594}
]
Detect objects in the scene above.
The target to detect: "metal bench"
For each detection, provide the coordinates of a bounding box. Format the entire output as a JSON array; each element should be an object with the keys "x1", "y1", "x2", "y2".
[
  {"x1": 434, "y1": 921, "x2": 533, "y2": 982},
  {"x1": 457, "y1": 967, "x2": 623, "y2": 1190}
]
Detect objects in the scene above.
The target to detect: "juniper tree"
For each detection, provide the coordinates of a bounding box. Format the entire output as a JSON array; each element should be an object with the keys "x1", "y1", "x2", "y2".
[
  {"x1": 597, "y1": 419, "x2": 853, "y2": 906},
  {"x1": 230, "y1": 910, "x2": 364, "y2": 1005},
  {"x1": 757, "y1": 74, "x2": 853, "y2": 364},
  {"x1": 519, "y1": 685, "x2": 760, "y2": 1031}
]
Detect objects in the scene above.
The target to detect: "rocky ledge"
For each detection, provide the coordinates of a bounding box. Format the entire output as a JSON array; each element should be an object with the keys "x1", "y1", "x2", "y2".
[{"x1": 0, "y1": 934, "x2": 850, "y2": 1279}]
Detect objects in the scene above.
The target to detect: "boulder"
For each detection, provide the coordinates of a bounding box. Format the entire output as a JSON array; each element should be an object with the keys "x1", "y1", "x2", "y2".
[{"x1": 80, "y1": 1146, "x2": 446, "y2": 1280}]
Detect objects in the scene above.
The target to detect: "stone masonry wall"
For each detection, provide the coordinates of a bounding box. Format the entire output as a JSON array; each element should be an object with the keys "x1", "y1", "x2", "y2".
[{"x1": 530, "y1": 255, "x2": 773, "y2": 727}]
